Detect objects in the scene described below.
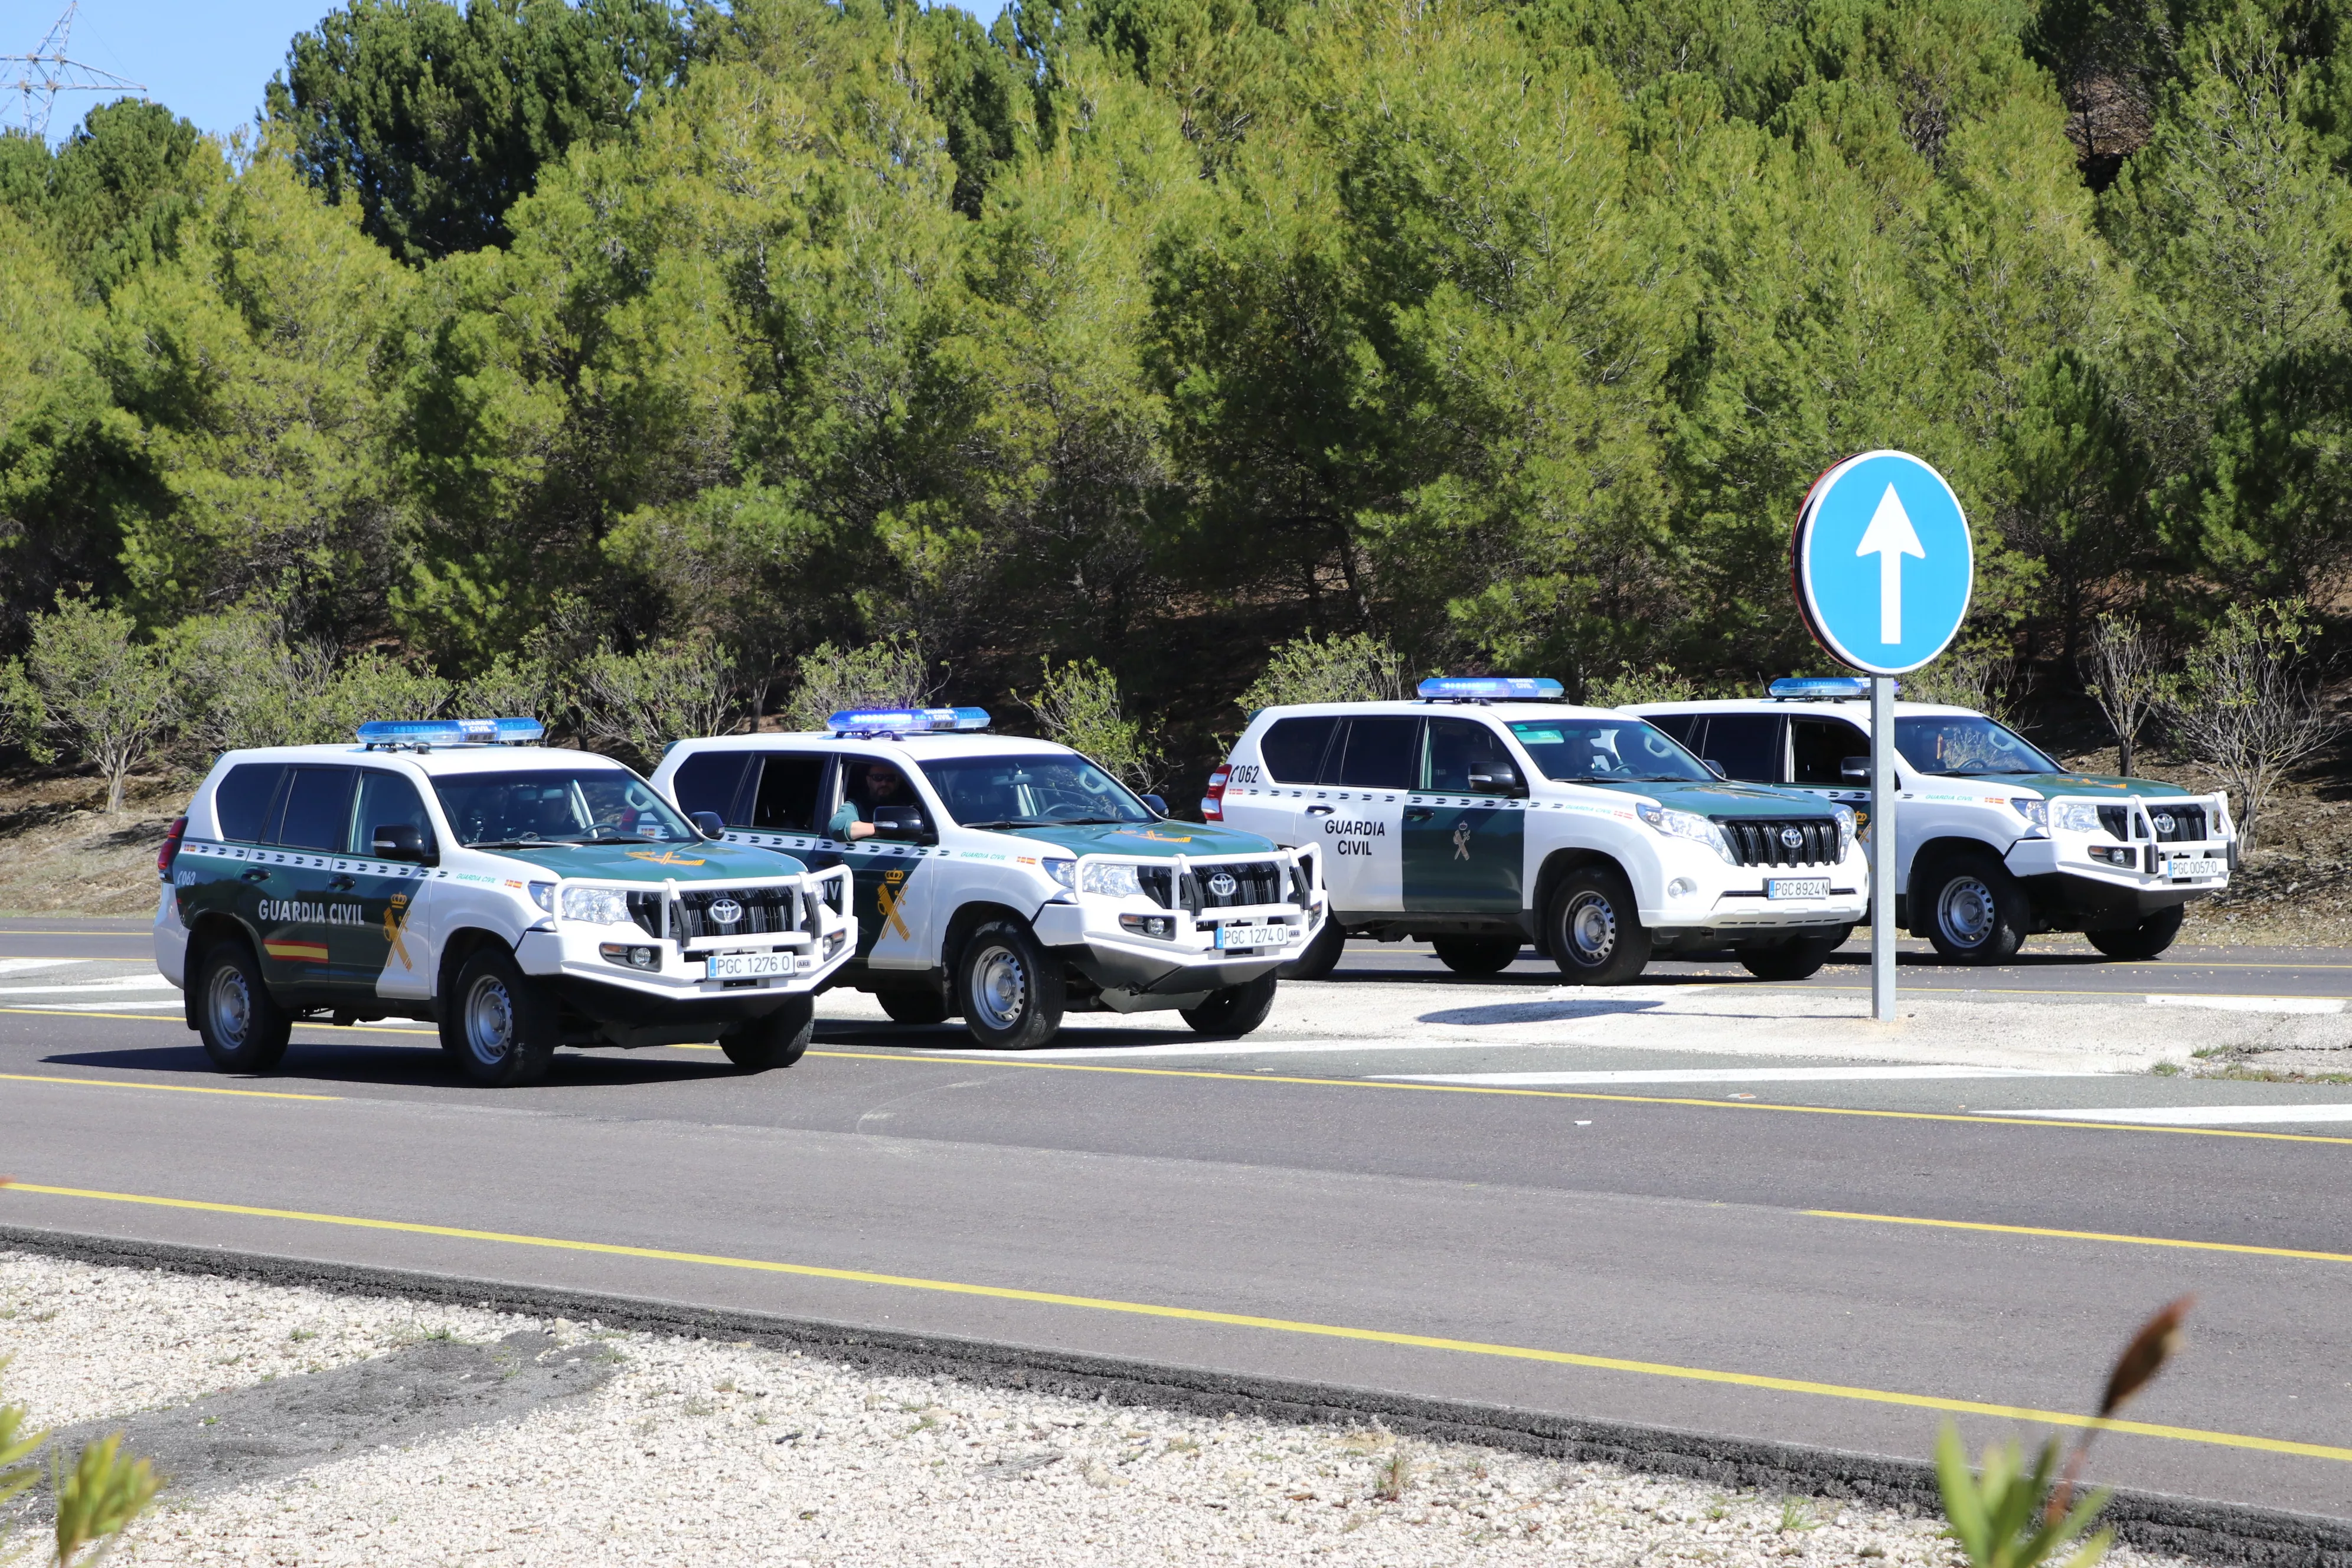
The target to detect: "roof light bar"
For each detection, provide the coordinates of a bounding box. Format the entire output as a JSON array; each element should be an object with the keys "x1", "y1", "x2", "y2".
[
  {"x1": 1766, "y1": 677, "x2": 1875, "y2": 700},
  {"x1": 1416, "y1": 677, "x2": 1565, "y2": 702},
  {"x1": 826, "y1": 706, "x2": 991, "y2": 736},
  {"x1": 356, "y1": 716, "x2": 545, "y2": 749}
]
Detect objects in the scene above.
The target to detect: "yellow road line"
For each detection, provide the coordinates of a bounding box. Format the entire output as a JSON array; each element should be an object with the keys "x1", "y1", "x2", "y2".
[
  {"x1": 0, "y1": 1072, "x2": 335, "y2": 1102},
  {"x1": 0, "y1": 1005, "x2": 436, "y2": 1035},
  {"x1": 809, "y1": 1050, "x2": 2352, "y2": 1146},
  {"x1": 4, "y1": 1178, "x2": 2346, "y2": 1466},
  {"x1": 1810, "y1": 1209, "x2": 2352, "y2": 1265}
]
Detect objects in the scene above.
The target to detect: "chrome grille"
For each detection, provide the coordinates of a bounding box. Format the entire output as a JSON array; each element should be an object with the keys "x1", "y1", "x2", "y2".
[
  {"x1": 628, "y1": 887, "x2": 808, "y2": 941},
  {"x1": 1713, "y1": 818, "x2": 1838, "y2": 868},
  {"x1": 2147, "y1": 804, "x2": 2207, "y2": 843},
  {"x1": 1137, "y1": 861, "x2": 1286, "y2": 913}
]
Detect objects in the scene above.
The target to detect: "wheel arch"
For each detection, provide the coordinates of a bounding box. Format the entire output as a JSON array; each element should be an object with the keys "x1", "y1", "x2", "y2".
[
  {"x1": 435, "y1": 926, "x2": 518, "y2": 1016},
  {"x1": 1531, "y1": 847, "x2": 1633, "y2": 929},
  {"x1": 941, "y1": 901, "x2": 1030, "y2": 981},
  {"x1": 1905, "y1": 836, "x2": 2005, "y2": 937}
]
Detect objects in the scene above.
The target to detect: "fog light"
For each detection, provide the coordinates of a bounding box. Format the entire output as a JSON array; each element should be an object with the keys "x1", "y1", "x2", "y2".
[
  {"x1": 2090, "y1": 845, "x2": 2135, "y2": 867},
  {"x1": 1120, "y1": 914, "x2": 1177, "y2": 939},
  {"x1": 1667, "y1": 877, "x2": 1697, "y2": 898},
  {"x1": 599, "y1": 943, "x2": 659, "y2": 970},
  {"x1": 826, "y1": 931, "x2": 846, "y2": 955}
]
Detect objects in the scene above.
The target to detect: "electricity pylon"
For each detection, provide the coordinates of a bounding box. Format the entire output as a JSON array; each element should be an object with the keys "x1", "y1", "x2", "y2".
[{"x1": 2, "y1": 2, "x2": 145, "y2": 139}]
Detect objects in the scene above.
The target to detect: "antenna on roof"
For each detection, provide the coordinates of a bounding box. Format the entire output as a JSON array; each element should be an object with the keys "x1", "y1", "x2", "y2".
[{"x1": 2, "y1": 3, "x2": 145, "y2": 140}]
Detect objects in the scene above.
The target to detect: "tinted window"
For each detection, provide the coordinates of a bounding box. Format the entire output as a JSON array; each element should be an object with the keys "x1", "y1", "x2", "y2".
[
  {"x1": 1422, "y1": 718, "x2": 1516, "y2": 792},
  {"x1": 1643, "y1": 713, "x2": 1702, "y2": 746},
  {"x1": 919, "y1": 754, "x2": 1153, "y2": 827},
  {"x1": 350, "y1": 771, "x2": 436, "y2": 856},
  {"x1": 1791, "y1": 718, "x2": 1870, "y2": 785},
  {"x1": 671, "y1": 752, "x2": 749, "y2": 822},
  {"x1": 431, "y1": 767, "x2": 698, "y2": 847},
  {"x1": 1698, "y1": 714, "x2": 1782, "y2": 783},
  {"x1": 1258, "y1": 717, "x2": 1337, "y2": 783},
  {"x1": 213, "y1": 764, "x2": 283, "y2": 842},
  {"x1": 1507, "y1": 721, "x2": 1714, "y2": 782},
  {"x1": 749, "y1": 754, "x2": 827, "y2": 831},
  {"x1": 1333, "y1": 717, "x2": 1418, "y2": 790},
  {"x1": 275, "y1": 767, "x2": 355, "y2": 851}
]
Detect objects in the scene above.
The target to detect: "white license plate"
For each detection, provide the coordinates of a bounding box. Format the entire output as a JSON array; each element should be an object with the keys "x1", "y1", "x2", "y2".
[
  {"x1": 1215, "y1": 922, "x2": 1292, "y2": 950},
  {"x1": 2167, "y1": 857, "x2": 2225, "y2": 880},
  {"x1": 705, "y1": 950, "x2": 788, "y2": 981},
  {"x1": 1767, "y1": 878, "x2": 1831, "y2": 900}
]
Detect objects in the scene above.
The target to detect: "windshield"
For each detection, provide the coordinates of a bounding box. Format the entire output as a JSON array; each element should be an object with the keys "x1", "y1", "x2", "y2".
[
  {"x1": 432, "y1": 766, "x2": 700, "y2": 848},
  {"x1": 919, "y1": 754, "x2": 1154, "y2": 828},
  {"x1": 1508, "y1": 720, "x2": 1716, "y2": 783},
  {"x1": 1893, "y1": 716, "x2": 2059, "y2": 776}
]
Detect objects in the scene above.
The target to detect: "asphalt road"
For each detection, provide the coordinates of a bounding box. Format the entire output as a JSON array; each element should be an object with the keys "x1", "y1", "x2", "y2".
[{"x1": 6, "y1": 917, "x2": 2352, "y2": 1521}]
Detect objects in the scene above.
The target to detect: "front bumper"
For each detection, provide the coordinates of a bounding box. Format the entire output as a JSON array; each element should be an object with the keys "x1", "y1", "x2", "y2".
[
  {"x1": 1034, "y1": 845, "x2": 1327, "y2": 994},
  {"x1": 1644, "y1": 846, "x2": 1868, "y2": 933},
  {"x1": 2003, "y1": 795, "x2": 2232, "y2": 922}
]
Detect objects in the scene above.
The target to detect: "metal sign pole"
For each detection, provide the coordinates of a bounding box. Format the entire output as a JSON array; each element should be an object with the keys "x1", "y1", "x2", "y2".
[{"x1": 1871, "y1": 674, "x2": 1896, "y2": 1021}]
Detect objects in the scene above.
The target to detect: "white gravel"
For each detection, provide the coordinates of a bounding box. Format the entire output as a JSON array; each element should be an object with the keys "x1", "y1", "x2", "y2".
[{"x1": 0, "y1": 1252, "x2": 2196, "y2": 1568}]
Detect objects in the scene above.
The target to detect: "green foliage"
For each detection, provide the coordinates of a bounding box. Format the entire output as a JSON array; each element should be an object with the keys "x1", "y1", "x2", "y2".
[
  {"x1": 2164, "y1": 598, "x2": 2341, "y2": 850},
  {"x1": 1934, "y1": 1424, "x2": 2112, "y2": 1568},
  {"x1": 1240, "y1": 632, "x2": 1413, "y2": 712},
  {"x1": 1588, "y1": 664, "x2": 1702, "y2": 707},
  {"x1": 1024, "y1": 656, "x2": 1164, "y2": 790},
  {"x1": 164, "y1": 608, "x2": 450, "y2": 755},
  {"x1": 574, "y1": 632, "x2": 741, "y2": 766},
  {"x1": 1, "y1": 1357, "x2": 161, "y2": 1567},
  {"x1": 5, "y1": 599, "x2": 175, "y2": 812},
  {"x1": 1905, "y1": 639, "x2": 2021, "y2": 723},
  {"x1": 782, "y1": 639, "x2": 930, "y2": 732}
]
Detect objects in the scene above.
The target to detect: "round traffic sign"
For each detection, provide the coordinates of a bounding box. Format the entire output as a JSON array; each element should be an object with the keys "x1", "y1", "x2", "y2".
[{"x1": 1791, "y1": 450, "x2": 1973, "y2": 675}]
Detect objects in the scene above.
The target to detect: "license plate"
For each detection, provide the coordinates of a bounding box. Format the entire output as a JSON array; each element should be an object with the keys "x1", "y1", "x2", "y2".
[
  {"x1": 1767, "y1": 878, "x2": 1830, "y2": 900},
  {"x1": 2167, "y1": 857, "x2": 2224, "y2": 880},
  {"x1": 705, "y1": 950, "x2": 788, "y2": 981},
  {"x1": 1215, "y1": 922, "x2": 1292, "y2": 950}
]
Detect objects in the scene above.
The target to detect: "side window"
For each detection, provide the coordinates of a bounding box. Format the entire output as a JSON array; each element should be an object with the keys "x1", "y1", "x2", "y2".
[
  {"x1": 1790, "y1": 718, "x2": 1870, "y2": 786},
  {"x1": 212, "y1": 764, "x2": 284, "y2": 843},
  {"x1": 1700, "y1": 714, "x2": 1784, "y2": 783},
  {"x1": 350, "y1": 772, "x2": 436, "y2": 856},
  {"x1": 671, "y1": 752, "x2": 750, "y2": 822},
  {"x1": 275, "y1": 767, "x2": 356, "y2": 851},
  {"x1": 1644, "y1": 713, "x2": 1701, "y2": 747},
  {"x1": 748, "y1": 753, "x2": 828, "y2": 832},
  {"x1": 1258, "y1": 717, "x2": 1338, "y2": 784},
  {"x1": 1332, "y1": 717, "x2": 1419, "y2": 790},
  {"x1": 1422, "y1": 718, "x2": 1514, "y2": 793}
]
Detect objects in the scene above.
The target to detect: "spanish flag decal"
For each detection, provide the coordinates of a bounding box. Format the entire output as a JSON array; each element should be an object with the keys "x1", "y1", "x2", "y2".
[{"x1": 264, "y1": 940, "x2": 330, "y2": 963}]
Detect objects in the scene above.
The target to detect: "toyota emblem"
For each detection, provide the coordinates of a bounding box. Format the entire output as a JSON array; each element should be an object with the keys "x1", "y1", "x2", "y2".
[
  {"x1": 2152, "y1": 813, "x2": 2175, "y2": 835},
  {"x1": 1208, "y1": 872, "x2": 1239, "y2": 899},
  {"x1": 708, "y1": 897, "x2": 744, "y2": 926},
  {"x1": 1779, "y1": 827, "x2": 1805, "y2": 849}
]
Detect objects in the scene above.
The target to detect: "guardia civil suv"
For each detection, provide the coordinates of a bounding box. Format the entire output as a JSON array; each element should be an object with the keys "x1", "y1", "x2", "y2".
[
  {"x1": 155, "y1": 718, "x2": 855, "y2": 1086},
  {"x1": 654, "y1": 708, "x2": 1325, "y2": 1048},
  {"x1": 1210, "y1": 679, "x2": 1867, "y2": 982},
  {"x1": 1631, "y1": 680, "x2": 2235, "y2": 962}
]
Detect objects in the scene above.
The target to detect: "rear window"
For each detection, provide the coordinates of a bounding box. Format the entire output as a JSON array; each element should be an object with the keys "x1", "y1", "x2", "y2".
[
  {"x1": 211, "y1": 764, "x2": 283, "y2": 843},
  {"x1": 747, "y1": 753, "x2": 827, "y2": 832},
  {"x1": 671, "y1": 752, "x2": 750, "y2": 821},
  {"x1": 1696, "y1": 714, "x2": 1782, "y2": 783},
  {"x1": 1331, "y1": 717, "x2": 1418, "y2": 790},
  {"x1": 1257, "y1": 717, "x2": 1337, "y2": 783},
  {"x1": 275, "y1": 767, "x2": 356, "y2": 851}
]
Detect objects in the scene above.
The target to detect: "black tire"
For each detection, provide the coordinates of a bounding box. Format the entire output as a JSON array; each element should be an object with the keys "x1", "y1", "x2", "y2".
[
  {"x1": 1181, "y1": 971, "x2": 1279, "y2": 1037},
  {"x1": 2086, "y1": 905, "x2": 2184, "y2": 961},
  {"x1": 1918, "y1": 850, "x2": 2031, "y2": 965},
  {"x1": 1736, "y1": 926, "x2": 1852, "y2": 981},
  {"x1": 1546, "y1": 865, "x2": 1652, "y2": 985},
  {"x1": 440, "y1": 946, "x2": 560, "y2": 1087},
  {"x1": 955, "y1": 917, "x2": 1066, "y2": 1049},
  {"x1": 1278, "y1": 919, "x2": 1344, "y2": 981},
  {"x1": 1431, "y1": 935, "x2": 1523, "y2": 976},
  {"x1": 720, "y1": 994, "x2": 814, "y2": 1070},
  {"x1": 192, "y1": 938, "x2": 290, "y2": 1073},
  {"x1": 876, "y1": 988, "x2": 952, "y2": 1025}
]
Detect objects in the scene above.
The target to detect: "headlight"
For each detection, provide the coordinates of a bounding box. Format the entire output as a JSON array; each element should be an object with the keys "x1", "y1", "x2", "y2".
[
  {"x1": 1636, "y1": 800, "x2": 1734, "y2": 864},
  {"x1": 560, "y1": 885, "x2": 633, "y2": 925},
  {"x1": 2053, "y1": 802, "x2": 2104, "y2": 834},
  {"x1": 1043, "y1": 858, "x2": 1077, "y2": 891},
  {"x1": 1830, "y1": 804, "x2": 1856, "y2": 858},
  {"x1": 528, "y1": 881, "x2": 556, "y2": 913},
  {"x1": 2008, "y1": 798, "x2": 2049, "y2": 834},
  {"x1": 1079, "y1": 861, "x2": 1141, "y2": 898}
]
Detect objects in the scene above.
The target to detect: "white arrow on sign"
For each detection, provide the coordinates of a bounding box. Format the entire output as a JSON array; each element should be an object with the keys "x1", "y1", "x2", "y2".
[{"x1": 1854, "y1": 484, "x2": 1925, "y2": 643}]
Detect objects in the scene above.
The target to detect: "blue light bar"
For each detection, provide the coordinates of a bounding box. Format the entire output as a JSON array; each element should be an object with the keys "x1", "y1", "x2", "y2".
[
  {"x1": 826, "y1": 707, "x2": 991, "y2": 735},
  {"x1": 1416, "y1": 677, "x2": 1565, "y2": 701},
  {"x1": 1767, "y1": 677, "x2": 1873, "y2": 700},
  {"x1": 355, "y1": 716, "x2": 545, "y2": 747}
]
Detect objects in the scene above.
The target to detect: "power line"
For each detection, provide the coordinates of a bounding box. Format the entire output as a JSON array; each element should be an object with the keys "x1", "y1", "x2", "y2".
[{"x1": 2, "y1": 2, "x2": 145, "y2": 139}]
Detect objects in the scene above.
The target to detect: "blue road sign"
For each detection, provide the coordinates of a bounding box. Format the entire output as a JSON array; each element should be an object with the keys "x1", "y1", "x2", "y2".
[{"x1": 1792, "y1": 450, "x2": 1973, "y2": 675}]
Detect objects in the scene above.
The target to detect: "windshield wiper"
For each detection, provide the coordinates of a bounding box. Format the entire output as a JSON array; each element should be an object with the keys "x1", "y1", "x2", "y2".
[
  {"x1": 469, "y1": 838, "x2": 577, "y2": 850},
  {"x1": 958, "y1": 819, "x2": 1047, "y2": 831}
]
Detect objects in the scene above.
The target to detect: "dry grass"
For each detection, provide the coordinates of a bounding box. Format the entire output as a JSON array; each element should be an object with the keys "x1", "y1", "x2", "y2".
[{"x1": 0, "y1": 770, "x2": 185, "y2": 916}]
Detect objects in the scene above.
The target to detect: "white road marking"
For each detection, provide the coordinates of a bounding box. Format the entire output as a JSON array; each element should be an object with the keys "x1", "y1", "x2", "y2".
[
  {"x1": 1376, "y1": 1066, "x2": 2108, "y2": 1086},
  {"x1": 0, "y1": 959, "x2": 81, "y2": 977},
  {"x1": 0, "y1": 977, "x2": 177, "y2": 994},
  {"x1": 2146, "y1": 995, "x2": 2344, "y2": 1014},
  {"x1": 2, "y1": 999, "x2": 184, "y2": 1011},
  {"x1": 1999, "y1": 1104, "x2": 2352, "y2": 1126}
]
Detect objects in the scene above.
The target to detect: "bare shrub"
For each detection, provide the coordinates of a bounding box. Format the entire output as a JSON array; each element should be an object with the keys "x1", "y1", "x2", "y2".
[
  {"x1": 1024, "y1": 658, "x2": 1163, "y2": 792},
  {"x1": 782, "y1": 638, "x2": 929, "y2": 731},
  {"x1": 2163, "y1": 599, "x2": 2341, "y2": 852},
  {"x1": 2080, "y1": 614, "x2": 2167, "y2": 776}
]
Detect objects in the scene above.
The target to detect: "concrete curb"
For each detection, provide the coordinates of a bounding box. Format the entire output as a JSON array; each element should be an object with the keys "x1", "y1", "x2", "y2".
[{"x1": 3, "y1": 1223, "x2": 2346, "y2": 1567}]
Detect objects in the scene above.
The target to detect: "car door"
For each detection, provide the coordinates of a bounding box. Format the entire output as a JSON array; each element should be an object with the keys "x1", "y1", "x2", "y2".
[
  {"x1": 1788, "y1": 715, "x2": 1873, "y2": 810},
  {"x1": 1308, "y1": 716, "x2": 1416, "y2": 915},
  {"x1": 188, "y1": 761, "x2": 286, "y2": 955},
  {"x1": 1404, "y1": 717, "x2": 1525, "y2": 914},
  {"x1": 828, "y1": 753, "x2": 937, "y2": 970},
  {"x1": 344, "y1": 768, "x2": 439, "y2": 1001},
  {"x1": 255, "y1": 765, "x2": 357, "y2": 997},
  {"x1": 1221, "y1": 714, "x2": 1338, "y2": 848}
]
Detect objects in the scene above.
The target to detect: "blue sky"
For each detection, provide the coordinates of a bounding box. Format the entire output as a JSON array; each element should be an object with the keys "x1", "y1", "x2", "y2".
[{"x1": 12, "y1": 0, "x2": 1010, "y2": 145}]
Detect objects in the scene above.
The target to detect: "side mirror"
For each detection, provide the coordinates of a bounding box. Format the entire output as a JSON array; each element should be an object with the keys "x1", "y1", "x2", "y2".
[
  {"x1": 1141, "y1": 793, "x2": 1168, "y2": 816},
  {"x1": 871, "y1": 803, "x2": 930, "y2": 841},
  {"x1": 690, "y1": 810, "x2": 727, "y2": 839},
  {"x1": 1840, "y1": 756, "x2": 1871, "y2": 782},
  {"x1": 1467, "y1": 761, "x2": 1522, "y2": 793},
  {"x1": 371, "y1": 824, "x2": 437, "y2": 865},
  {"x1": 1703, "y1": 759, "x2": 1729, "y2": 780}
]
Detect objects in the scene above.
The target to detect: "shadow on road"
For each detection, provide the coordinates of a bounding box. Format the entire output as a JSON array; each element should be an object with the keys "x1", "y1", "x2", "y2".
[{"x1": 43, "y1": 1039, "x2": 743, "y2": 1090}]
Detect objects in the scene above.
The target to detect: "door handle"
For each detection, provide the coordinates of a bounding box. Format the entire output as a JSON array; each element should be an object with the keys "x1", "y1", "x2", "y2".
[
  {"x1": 1404, "y1": 808, "x2": 1435, "y2": 823},
  {"x1": 1305, "y1": 805, "x2": 1334, "y2": 816},
  {"x1": 327, "y1": 876, "x2": 357, "y2": 891},
  {"x1": 240, "y1": 868, "x2": 270, "y2": 883}
]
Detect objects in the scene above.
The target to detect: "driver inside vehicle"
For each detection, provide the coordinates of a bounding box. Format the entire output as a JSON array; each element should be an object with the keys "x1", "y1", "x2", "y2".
[{"x1": 828, "y1": 762, "x2": 908, "y2": 841}]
